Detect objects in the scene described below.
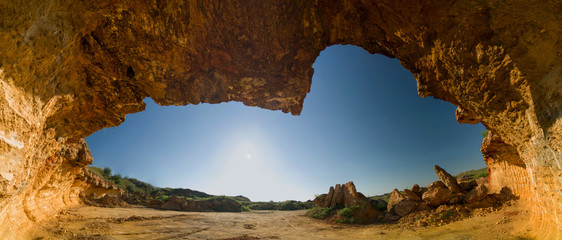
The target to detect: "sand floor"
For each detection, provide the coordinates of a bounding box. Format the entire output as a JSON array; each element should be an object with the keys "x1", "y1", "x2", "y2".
[{"x1": 28, "y1": 203, "x2": 533, "y2": 240}]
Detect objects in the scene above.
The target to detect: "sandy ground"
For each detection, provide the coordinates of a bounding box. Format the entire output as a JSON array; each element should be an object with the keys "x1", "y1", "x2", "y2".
[{"x1": 28, "y1": 203, "x2": 533, "y2": 240}]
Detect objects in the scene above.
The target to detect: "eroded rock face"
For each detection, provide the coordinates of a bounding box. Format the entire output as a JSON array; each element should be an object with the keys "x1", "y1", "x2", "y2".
[{"x1": 0, "y1": 0, "x2": 561, "y2": 238}]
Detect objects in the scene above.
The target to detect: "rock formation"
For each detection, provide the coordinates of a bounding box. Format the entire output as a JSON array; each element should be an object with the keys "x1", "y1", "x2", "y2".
[
  {"x1": 0, "y1": 0, "x2": 560, "y2": 238},
  {"x1": 422, "y1": 187, "x2": 453, "y2": 207},
  {"x1": 434, "y1": 165, "x2": 461, "y2": 193},
  {"x1": 316, "y1": 182, "x2": 366, "y2": 209},
  {"x1": 387, "y1": 189, "x2": 404, "y2": 212},
  {"x1": 313, "y1": 181, "x2": 382, "y2": 223}
]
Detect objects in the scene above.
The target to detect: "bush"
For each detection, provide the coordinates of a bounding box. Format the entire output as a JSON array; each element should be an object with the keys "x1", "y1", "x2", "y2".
[
  {"x1": 307, "y1": 207, "x2": 332, "y2": 219},
  {"x1": 103, "y1": 167, "x2": 112, "y2": 177},
  {"x1": 370, "y1": 200, "x2": 387, "y2": 212},
  {"x1": 241, "y1": 205, "x2": 251, "y2": 212},
  {"x1": 481, "y1": 130, "x2": 489, "y2": 138},
  {"x1": 336, "y1": 205, "x2": 364, "y2": 224}
]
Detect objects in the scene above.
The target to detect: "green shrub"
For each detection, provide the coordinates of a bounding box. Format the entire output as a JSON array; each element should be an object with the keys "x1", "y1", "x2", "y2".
[
  {"x1": 481, "y1": 130, "x2": 489, "y2": 138},
  {"x1": 103, "y1": 167, "x2": 112, "y2": 178},
  {"x1": 307, "y1": 207, "x2": 332, "y2": 219},
  {"x1": 476, "y1": 171, "x2": 489, "y2": 179},
  {"x1": 370, "y1": 200, "x2": 387, "y2": 212},
  {"x1": 336, "y1": 205, "x2": 364, "y2": 224}
]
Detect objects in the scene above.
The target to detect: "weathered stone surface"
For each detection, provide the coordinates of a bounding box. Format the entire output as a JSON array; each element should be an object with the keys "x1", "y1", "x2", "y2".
[
  {"x1": 0, "y1": 0, "x2": 560, "y2": 238},
  {"x1": 466, "y1": 184, "x2": 489, "y2": 203},
  {"x1": 147, "y1": 199, "x2": 163, "y2": 208},
  {"x1": 342, "y1": 182, "x2": 361, "y2": 207},
  {"x1": 387, "y1": 189, "x2": 404, "y2": 212},
  {"x1": 411, "y1": 184, "x2": 421, "y2": 196},
  {"x1": 455, "y1": 106, "x2": 480, "y2": 124},
  {"x1": 459, "y1": 181, "x2": 477, "y2": 193},
  {"x1": 403, "y1": 189, "x2": 422, "y2": 202},
  {"x1": 330, "y1": 184, "x2": 344, "y2": 208},
  {"x1": 422, "y1": 187, "x2": 453, "y2": 207},
  {"x1": 324, "y1": 187, "x2": 334, "y2": 207},
  {"x1": 434, "y1": 165, "x2": 461, "y2": 193},
  {"x1": 394, "y1": 200, "x2": 418, "y2": 217},
  {"x1": 160, "y1": 197, "x2": 185, "y2": 211},
  {"x1": 481, "y1": 131, "x2": 530, "y2": 199},
  {"x1": 416, "y1": 202, "x2": 434, "y2": 212},
  {"x1": 313, "y1": 193, "x2": 327, "y2": 207},
  {"x1": 427, "y1": 181, "x2": 447, "y2": 190},
  {"x1": 448, "y1": 194, "x2": 465, "y2": 205},
  {"x1": 317, "y1": 182, "x2": 368, "y2": 209}
]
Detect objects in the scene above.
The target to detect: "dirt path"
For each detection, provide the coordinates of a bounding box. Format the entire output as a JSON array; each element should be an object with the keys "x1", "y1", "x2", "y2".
[{"x1": 29, "y1": 203, "x2": 533, "y2": 240}]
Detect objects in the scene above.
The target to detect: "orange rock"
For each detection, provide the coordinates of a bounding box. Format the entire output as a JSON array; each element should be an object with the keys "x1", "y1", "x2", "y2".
[{"x1": 434, "y1": 165, "x2": 461, "y2": 193}]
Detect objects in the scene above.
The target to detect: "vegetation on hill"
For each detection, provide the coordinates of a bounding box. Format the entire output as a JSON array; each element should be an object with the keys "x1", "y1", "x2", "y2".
[
  {"x1": 454, "y1": 167, "x2": 488, "y2": 182},
  {"x1": 89, "y1": 166, "x2": 157, "y2": 194},
  {"x1": 87, "y1": 166, "x2": 312, "y2": 211}
]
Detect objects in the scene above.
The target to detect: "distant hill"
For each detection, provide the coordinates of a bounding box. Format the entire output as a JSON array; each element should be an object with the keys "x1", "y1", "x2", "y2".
[
  {"x1": 87, "y1": 166, "x2": 312, "y2": 211},
  {"x1": 454, "y1": 167, "x2": 488, "y2": 181}
]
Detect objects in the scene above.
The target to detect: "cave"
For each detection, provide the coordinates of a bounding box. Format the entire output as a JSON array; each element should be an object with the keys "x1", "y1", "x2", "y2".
[{"x1": 0, "y1": 0, "x2": 560, "y2": 239}]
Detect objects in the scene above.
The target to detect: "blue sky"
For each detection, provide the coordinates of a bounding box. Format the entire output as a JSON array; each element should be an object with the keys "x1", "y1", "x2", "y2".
[{"x1": 86, "y1": 45, "x2": 486, "y2": 202}]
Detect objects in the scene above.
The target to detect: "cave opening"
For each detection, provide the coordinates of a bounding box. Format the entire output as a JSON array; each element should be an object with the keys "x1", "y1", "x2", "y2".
[{"x1": 85, "y1": 45, "x2": 487, "y2": 202}]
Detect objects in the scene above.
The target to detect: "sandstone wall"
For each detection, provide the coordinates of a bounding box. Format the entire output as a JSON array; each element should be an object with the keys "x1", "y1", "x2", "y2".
[{"x1": 0, "y1": 0, "x2": 560, "y2": 238}]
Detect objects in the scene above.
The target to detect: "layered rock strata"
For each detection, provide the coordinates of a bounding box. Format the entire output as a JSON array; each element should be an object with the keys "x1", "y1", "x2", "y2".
[{"x1": 0, "y1": 0, "x2": 560, "y2": 238}]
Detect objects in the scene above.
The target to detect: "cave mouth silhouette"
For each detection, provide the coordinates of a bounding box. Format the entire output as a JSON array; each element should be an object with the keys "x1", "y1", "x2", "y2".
[{"x1": 85, "y1": 45, "x2": 487, "y2": 202}]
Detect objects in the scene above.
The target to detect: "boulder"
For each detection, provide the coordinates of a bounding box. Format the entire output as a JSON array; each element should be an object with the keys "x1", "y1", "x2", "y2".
[
  {"x1": 394, "y1": 200, "x2": 418, "y2": 217},
  {"x1": 416, "y1": 202, "x2": 434, "y2": 211},
  {"x1": 465, "y1": 184, "x2": 488, "y2": 203},
  {"x1": 324, "y1": 186, "x2": 334, "y2": 207},
  {"x1": 403, "y1": 189, "x2": 421, "y2": 201},
  {"x1": 448, "y1": 193, "x2": 465, "y2": 205},
  {"x1": 459, "y1": 181, "x2": 477, "y2": 192},
  {"x1": 434, "y1": 165, "x2": 461, "y2": 193},
  {"x1": 422, "y1": 186, "x2": 453, "y2": 207},
  {"x1": 147, "y1": 199, "x2": 163, "y2": 208},
  {"x1": 411, "y1": 184, "x2": 421, "y2": 196},
  {"x1": 387, "y1": 189, "x2": 404, "y2": 211},
  {"x1": 313, "y1": 194, "x2": 328, "y2": 207},
  {"x1": 330, "y1": 184, "x2": 344, "y2": 208},
  {"x1": 427, "y1": 181, "x2": 447, "y2": 190},
  {"x1": 160, "y1": 197, "x2": 186, "y2": 211},
  {"x1": 342, "y1": 182, "x2": 361, "y2": 207},
  {"x1": 354, "y1": 204, "x2": 384, "y2": 223}
]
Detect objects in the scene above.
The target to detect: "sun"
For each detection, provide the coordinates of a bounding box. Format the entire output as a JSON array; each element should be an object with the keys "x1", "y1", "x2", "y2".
[{"x1": 246, "y1": 153, "x2": 252, "y2": 159}]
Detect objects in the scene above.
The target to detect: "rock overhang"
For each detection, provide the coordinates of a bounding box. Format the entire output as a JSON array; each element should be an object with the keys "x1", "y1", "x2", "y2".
[{"x1": 0, "y1": 0, "x2": 561, "y2": 238}]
